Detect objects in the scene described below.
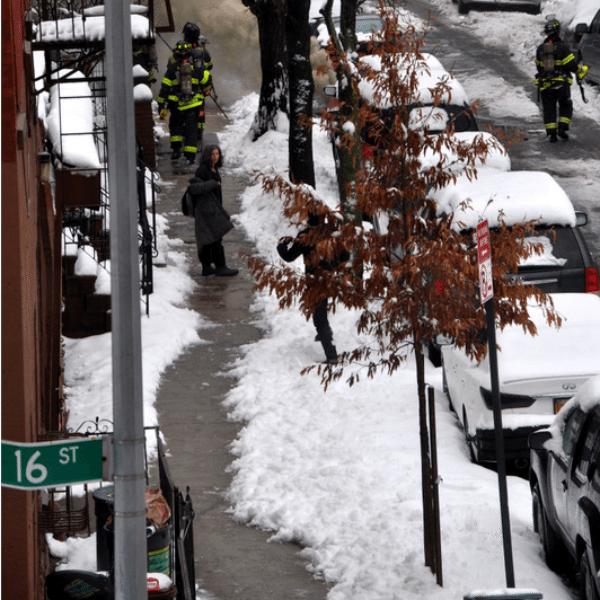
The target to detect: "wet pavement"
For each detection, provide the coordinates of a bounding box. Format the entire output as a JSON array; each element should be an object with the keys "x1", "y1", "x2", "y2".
[{"x1": 153, "y1": 107, "x2": 330, "y2": 600}]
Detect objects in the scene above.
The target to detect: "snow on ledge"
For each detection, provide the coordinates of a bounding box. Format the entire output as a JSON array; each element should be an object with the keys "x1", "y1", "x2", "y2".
[
  {"x1": 46, "y1": 70, "x2": 100, "y2": 169},
  {"x1": 37, "y1": 14, "x2": 152, "y2": 43}
]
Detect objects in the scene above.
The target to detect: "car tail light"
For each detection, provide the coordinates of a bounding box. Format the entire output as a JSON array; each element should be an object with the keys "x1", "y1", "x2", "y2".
[
  {"x1": 363, "y1": 144, "x2": 374, "y2": 159},
  {"x1": 585, "y1": 267, "x2": 599, "y2": 293}
]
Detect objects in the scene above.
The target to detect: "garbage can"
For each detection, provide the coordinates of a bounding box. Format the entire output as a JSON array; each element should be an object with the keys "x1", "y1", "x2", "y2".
[
  {"x1": 147, "y1": 525, "x2": 172, "y2": 576},
  {"x1": 92, "y1": 485, "x2": 115, "y2": 572},
  {"x1": 92, "y1": 485, "x2": 172, "y2": 575}
]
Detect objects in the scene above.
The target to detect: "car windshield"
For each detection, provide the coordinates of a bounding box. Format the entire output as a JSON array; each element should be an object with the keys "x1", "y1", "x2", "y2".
[
  {"x1": 355, "y1": 17, "x2": 383, "y2": 34},
  {"x1": 518, "y1": 226, "x2": 584, "y2": 270}
]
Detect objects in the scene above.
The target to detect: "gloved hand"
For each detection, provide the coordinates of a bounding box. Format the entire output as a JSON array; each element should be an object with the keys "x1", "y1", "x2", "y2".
[
  {"x1": 159, "y1": 108, "x2": 168, "y2": 120},
  {"x1": 577, "y1": 64, "x2": 589, "y2": 81}
]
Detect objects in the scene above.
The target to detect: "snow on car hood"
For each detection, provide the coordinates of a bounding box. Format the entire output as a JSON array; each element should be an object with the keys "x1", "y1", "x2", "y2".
[
  {"x1": 545, "y1": 373, "x2": 600, "y2": 456},
  {"x1": 493, "y1": 293, "x2": 600, "y2": 384},
  {"x1": 428, "y1": 170, "x2": 577, "y2": 231}
]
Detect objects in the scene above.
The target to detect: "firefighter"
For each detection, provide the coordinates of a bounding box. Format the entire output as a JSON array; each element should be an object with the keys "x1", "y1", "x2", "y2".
[
  {"x1": 132, "y1": 41, "x2": 158, "y2": 86},
  {"x1": 166, "y1": 23, "x2": 214, "y2": 151},
  {"x1": 157, "y1": 41, "x2": 212, "y2": 165},
  {"x1": 535, "y1": 17, "x2": 588, "y2": 142}
]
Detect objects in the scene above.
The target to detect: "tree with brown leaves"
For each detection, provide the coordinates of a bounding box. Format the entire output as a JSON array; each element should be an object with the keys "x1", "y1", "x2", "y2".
[{"x1": 246, "y1": 1, "x2": 559, "y2": 576}]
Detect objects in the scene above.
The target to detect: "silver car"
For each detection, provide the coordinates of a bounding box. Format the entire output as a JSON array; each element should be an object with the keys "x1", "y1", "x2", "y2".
[{"x1": 576, "y1": 10, "x2": 600, "y2": 85}]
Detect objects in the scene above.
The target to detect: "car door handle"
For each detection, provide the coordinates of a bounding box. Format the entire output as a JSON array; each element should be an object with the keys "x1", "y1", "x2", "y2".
[{"x1": 561, "y1": 479, "x2": 568, "y2": 492}]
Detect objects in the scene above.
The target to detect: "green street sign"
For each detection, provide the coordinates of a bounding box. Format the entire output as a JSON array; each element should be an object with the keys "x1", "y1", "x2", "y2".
[{"x1": 1, "y1": 437, "x2": 106, "y2": 490}]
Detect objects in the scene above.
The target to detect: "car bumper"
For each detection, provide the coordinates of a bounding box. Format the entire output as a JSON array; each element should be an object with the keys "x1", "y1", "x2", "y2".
[{"x1": 473, "y1": 422, "x2": 551, "y2": 463}]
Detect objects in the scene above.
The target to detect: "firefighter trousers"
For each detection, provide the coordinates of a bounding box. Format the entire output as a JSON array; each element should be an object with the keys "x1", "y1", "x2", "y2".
[
  {"x1": 540, "y1": 84, "x2": 573, "y2": 135},
  {"x1": 169, "y1": 107, "x2": 199, "y2": 160}
]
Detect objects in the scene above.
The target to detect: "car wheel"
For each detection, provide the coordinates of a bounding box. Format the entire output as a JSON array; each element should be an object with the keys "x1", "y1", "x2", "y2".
[
  {"x1": 462, "y1": 406, "x2": 478, "y2": 463},
  {"x1": 532, "y1": 483, "x2": 568, "y2": 572},
  {"x1": 458, "y1": 0, "x2": 469, "y2": 15},
  {"x1": 579, "y1": 551, "x2": 600, "y2": 600}
]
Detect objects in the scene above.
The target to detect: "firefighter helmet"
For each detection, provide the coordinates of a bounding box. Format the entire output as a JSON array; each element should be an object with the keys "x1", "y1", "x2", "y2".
[
  {"x1": 544, "y1": 17, "x2": 560, "y2": 36},
  {"x1": 182, "y1": 22, "x2": 201, "y2": 42},
  {"x1": 174, "y1": 40, "x2": 192, "y2": 58}
]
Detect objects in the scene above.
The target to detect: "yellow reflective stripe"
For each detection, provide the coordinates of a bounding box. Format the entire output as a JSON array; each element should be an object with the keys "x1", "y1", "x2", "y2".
[
  {"x1": 184, "y1": 145, "x2": 197, "y2": 153},
  {"x1": 162, "y1": 76, "x2": 177, "y2": 86}
]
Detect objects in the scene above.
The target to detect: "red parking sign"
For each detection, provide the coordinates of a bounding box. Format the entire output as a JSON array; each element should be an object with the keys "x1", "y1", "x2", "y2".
[{"x1": 477, "y1": 220, "x2": 494, "y2": 304}]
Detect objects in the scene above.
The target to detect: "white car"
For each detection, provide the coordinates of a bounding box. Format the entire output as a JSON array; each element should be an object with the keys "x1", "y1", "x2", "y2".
[{"x1": 442, "y1": 293, "x2": 600, "y2": 466}]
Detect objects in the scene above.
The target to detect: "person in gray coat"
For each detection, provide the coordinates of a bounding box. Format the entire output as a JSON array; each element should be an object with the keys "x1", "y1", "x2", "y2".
[{"x1": 187, "y1": 144, "x2": 238, "y2": 276}]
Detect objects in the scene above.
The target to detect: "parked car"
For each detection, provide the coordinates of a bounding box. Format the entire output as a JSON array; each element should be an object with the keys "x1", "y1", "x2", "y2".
[
  {"x1": 442, "y1": 293, "x2": 600, "y2": 466},
  {"x1": 428, "y1": 170, "x2": 599, "y2": 295},
  {"x1": 529, "y1": 374, "x2": 600, "y2": 600},
  {"x1": 452, "y1": 0, "x2": 541, "y2": 16},
  {"x1": 575, "y1": 9, "x2": 600, "y2": 85}
]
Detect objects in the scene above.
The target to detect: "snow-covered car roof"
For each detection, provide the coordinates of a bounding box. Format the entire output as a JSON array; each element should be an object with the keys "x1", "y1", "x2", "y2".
[
  {"x1": 358, "y1": 53, "x2": 469, "y2": 108},
  {"x1": 417, "y1": 131, "x2": 511, "y2": 173},
  {"x1": 492, "y1": 293, "x2": 600, "y2": 384},
  {"x1": 428, "y1": 170, "x2": 577, "y2": 231}
]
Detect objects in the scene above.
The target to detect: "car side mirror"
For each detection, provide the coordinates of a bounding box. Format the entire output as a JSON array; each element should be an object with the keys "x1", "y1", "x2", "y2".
[
  {"x1": 529, "y1": 429, "x2": 552, "y2": 450},
  {"x1": 324, "y1": 85, "x2": 338, "y2": 98},
  {"x1": 575, "y1": 211, "x2": 588, "y2": 227},
  {"x1": 575, "y1": 22, "x2": 589, "y2": 42}
]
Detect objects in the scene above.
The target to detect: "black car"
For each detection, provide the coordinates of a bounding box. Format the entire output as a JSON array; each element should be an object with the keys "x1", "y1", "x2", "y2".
[
  {"x1": 453, "y1": 0, "x2": 541, "y2": 16},
  {"x1": 529, "y1": 378, "x2": 600, "y2": 600},
  {"x1": 576, "y1": 10, "x2": 600, "y2": 85}
]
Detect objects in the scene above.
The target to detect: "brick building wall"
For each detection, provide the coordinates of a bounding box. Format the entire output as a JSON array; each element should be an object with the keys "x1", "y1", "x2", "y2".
[{"x1": 2, "y1": 1, "x2": 64, "y2": 597}]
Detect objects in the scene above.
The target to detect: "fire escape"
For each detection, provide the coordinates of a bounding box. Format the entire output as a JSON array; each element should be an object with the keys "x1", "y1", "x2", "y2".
[{"x1": 30, "y1": 0, "x2": 174, "y2": 337}]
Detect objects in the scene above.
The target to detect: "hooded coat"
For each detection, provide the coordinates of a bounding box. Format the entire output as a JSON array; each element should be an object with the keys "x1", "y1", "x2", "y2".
[{"x1": 187, "y1": 164, "x2": 233, "y2": 247}]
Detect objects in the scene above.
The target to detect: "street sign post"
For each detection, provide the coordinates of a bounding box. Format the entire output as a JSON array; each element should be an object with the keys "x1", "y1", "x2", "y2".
[
  {"x1": 476, "y1": 219, "x2": 515, "y2": 588},
  {"x1": 1, "y1": 437, "x2": 108, "y2": 490}
]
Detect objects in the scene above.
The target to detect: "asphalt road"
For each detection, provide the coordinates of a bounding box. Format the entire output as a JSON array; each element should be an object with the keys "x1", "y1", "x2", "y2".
[{"x1": 406, "y1": 0, "x2": 600, "y2": 266}]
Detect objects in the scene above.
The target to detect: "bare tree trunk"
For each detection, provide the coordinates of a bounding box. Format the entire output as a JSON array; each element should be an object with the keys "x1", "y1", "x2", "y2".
[
  {"x1": 286, "y1": 0, "x2": 315, "y2": 187},
  {"x1": 323, "y1": 0, "x2": 362, "y2": 220},
  {"x1": 242, "y1": 0, "x2": 289, "y2": 140}
]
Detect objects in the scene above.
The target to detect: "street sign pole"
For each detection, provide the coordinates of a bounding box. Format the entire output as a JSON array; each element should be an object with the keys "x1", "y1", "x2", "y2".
[
  {"x1": 484, "y1": 300, "x2": 515, "y2": 588},
  {"x1": 105, "y1": 1, "x2": 147, "y2": 598},
  {"x1": 477, "y1": 220, "x2": 515, "y2": 589}
]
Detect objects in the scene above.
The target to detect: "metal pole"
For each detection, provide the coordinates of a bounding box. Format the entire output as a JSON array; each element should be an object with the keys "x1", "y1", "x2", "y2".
[
  {"x1": 427, "y1": 386, "x2": 443, "y2": 587},
  {"x1": 485, "y1": 300, "x2": 515, "y2": 588},
  {"x1": 105, "y1": 1, "x2": 148, "y2": 599}
]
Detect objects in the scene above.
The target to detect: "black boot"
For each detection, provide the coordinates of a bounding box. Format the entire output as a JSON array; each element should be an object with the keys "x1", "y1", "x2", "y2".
[
  {"x1": 170, "y1": 144, "x2": 182, "y2": 160},
  {"x1": 549, "y1": 133, "x2": 558, "y2": 143},
  {"x1": 214, "y1": 245, "x2": 238, "y2": 277},
  {"x1": 199, "y1": 246, "x2": 215, "y2": 276},
  {"x1": 558, "y1": 130, "x2": 569, "y2": 140}
]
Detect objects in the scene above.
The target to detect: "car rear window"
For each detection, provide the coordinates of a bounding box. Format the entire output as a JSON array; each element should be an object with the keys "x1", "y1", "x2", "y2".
[{"x1": 519, "y1": 226, "x2": 584, "y2": 269}]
